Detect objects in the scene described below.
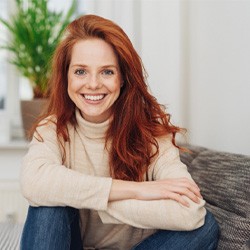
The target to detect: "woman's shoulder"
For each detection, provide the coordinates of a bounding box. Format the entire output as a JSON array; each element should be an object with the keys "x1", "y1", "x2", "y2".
[
  {"x1": 154, "y1": 133, "x2": 180, "y2": 159},
  {"x1": 34, "y1": 115, "x2": 75, "y2": 140},
  {"x1": 156, "y1": 134, "x2": 174, "y2": 149},
  {"x1": 36, "y1": 115, "x2": 57, "y2": 131},
  {"x1": 30, "y1": 115, "x2": 57, "y2": 142}
]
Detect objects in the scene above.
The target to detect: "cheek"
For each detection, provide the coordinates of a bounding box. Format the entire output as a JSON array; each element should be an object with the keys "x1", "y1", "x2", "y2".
[
  {"x1": 67, "y1": 76, "x2": 79, "y2": 93},
  {"x1": 67, "y1": 77, "x2": 77, "y2": 101},
  {"x1": 112, "y1": 87, "x2": 121, "y2": 104},
  {"x1": 112, "y1": 78, "x2": 122, "y2": 92},
  {"x1": 110, "y1": 81, "x2": 121, "y2": 99}
]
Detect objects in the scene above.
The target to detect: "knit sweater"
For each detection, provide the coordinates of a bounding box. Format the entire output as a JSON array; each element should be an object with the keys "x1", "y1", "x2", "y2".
[{"x1": 20, "y1": 109, "x2": 206, "y2": 250}]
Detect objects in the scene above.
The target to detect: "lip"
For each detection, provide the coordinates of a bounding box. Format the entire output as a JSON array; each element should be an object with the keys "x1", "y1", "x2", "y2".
[{"x1": 80, "y1": 93, "x2": 107, "y2": 103}]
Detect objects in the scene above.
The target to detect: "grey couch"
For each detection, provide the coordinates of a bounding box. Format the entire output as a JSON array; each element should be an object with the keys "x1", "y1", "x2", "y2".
[{"x1": 180, "y1": 145, "x2": 250, "y2": 250}]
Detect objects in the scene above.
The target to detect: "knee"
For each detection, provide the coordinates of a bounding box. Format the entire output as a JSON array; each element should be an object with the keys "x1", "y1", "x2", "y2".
[
  {"x1": 25, "y1": 206, "x2": 78, "y2": 229},
  {"x1": 21, "y1": 207, "x2": 79, "y2": 250},
  {"x1": 27, "y1": 206, "x2": 67, "y2": 226}
]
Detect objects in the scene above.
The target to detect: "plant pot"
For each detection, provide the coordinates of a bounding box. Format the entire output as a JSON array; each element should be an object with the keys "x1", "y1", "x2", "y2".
[{"x1": 21, "y1": 99, "x2": 47, "y2": 140}]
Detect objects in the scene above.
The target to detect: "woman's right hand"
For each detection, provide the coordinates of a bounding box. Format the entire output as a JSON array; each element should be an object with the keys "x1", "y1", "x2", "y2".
[
  {"x1": 109, "y1": 178, "x2": 203, "y2": 207},
  {"x1": 134, "y1": 178, "x2": 203, "y2": 207}
]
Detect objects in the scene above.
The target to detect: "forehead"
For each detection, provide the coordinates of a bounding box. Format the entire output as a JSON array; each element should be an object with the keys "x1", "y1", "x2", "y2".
[{"x1": 70, "y1": 38, "x2": 118, "y2": 65}]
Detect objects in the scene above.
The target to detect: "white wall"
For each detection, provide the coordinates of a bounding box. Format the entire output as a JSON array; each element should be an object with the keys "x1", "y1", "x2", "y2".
[
  {"x1": 186, "y1": 0, "x2": 250, "y2": 155},
  {"x1": 138, "y1": 0, "x2": 250, "y2": 155}
]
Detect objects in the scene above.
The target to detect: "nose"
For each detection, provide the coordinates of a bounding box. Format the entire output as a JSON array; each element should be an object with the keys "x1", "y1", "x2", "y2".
[{"x1": 86, "y1": 75, "x2": 102, "y2": 90}]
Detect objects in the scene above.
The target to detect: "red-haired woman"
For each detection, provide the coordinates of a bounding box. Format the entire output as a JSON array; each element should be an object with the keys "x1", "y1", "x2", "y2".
[{"x1": 20, "y1": 15, "x2": 219, "y2": 250}]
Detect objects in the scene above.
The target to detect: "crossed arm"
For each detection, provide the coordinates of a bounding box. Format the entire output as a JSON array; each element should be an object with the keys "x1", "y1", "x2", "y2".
[{"x1": 98, "y1": 140, "x2": 206, "y2": 230}]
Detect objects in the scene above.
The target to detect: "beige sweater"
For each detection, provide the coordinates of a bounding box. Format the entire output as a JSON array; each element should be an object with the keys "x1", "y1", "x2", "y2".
[{"x1": 20, "y1": 110, "x2": 206, "y2": 250}]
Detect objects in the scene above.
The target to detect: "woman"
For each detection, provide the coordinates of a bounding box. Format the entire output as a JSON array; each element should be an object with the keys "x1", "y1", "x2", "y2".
[{"x1": 20, "y1": 14, "x2": 219, "y2": 250}]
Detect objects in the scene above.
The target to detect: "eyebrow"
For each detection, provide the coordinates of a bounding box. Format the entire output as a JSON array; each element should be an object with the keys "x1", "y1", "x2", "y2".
[
  {"x1": 70, "y1": 64, "x2": 118, "y2": 69},
  {"x1": 71, "y1": 63, "x2": 117, "y2": 68},
  {"x1": 100, "y1": 65, "x2": 118, "y2": 69}
]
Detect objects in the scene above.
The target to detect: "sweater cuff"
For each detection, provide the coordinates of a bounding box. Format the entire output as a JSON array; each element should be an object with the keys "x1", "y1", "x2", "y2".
[{"x1": 87, "y1": 176, "x2": 113, "y2": 211}]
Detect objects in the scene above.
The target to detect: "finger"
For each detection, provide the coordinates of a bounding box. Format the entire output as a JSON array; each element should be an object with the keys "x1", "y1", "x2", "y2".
[
  {"x1": 156, "y1": 178, "x2": 203, "y2": 199},
  {"x1": 174, "y1": 178, "x2": 203, "y2": 199},
  {"x1": 180, "y1": 178, "x2": 200, "y2": 191},
  {"x1": 182, "y1": 188, "x2": 200, "y2": 203},
  {"x1": 167, "y1": 192, "x2": 190, "y2": 207},
  {"x1": 193, "y1": 189, "x2": 203, "y2": 199},
  {"x1": 163, "y1": 177, "x2": 200, "y2": 192},
  {"x1": 169, "y1": 186, "x2": 200, "y2": 204},
  {"x1": 183, "y1": 184, "x2": 202, "y2": 199}
]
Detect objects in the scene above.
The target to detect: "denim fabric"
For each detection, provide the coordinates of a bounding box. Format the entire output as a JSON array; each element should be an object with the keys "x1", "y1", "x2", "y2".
[
  {"x1": 132, "y1": 211, "x2": 219, "y2": 250},
  {"x1": 21, "y1": 207, "x2": 219, "y2": 250},
  {"x1": 20, "y1": 206, "x2": 82, "y2": 250}
]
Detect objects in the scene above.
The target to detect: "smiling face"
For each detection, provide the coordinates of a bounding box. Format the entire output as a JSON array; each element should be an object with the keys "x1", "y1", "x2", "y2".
[{"x1": 67, "y1": 38, "x2": 122, "y2": 123}]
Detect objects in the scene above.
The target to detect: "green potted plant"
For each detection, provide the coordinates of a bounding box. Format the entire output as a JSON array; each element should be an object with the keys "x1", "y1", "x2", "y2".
[{"x1": 0, "y1": 0, "x2": 76, "y2": 139}]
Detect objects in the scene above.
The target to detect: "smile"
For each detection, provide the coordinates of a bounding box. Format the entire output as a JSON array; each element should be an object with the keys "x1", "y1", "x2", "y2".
[{"x1": 83, "y1": 94, "x2": 106, "y2": 101}]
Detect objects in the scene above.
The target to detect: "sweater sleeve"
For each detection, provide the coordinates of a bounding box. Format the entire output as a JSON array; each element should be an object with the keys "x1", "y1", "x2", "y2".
[
  {"x1": 20, "y1": 120, "x2": 112, "y2": 211},
  {"x1": 98, "y1": 137, "x2": 206, "y2": 230}
]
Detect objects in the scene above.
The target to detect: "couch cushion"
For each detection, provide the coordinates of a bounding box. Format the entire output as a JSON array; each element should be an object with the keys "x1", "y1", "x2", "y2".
[{"x1": 180, "y1": 145, "x2": 250, "y2": 250}]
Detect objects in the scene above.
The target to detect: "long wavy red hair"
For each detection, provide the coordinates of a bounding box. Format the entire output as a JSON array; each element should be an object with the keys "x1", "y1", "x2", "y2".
[{"x1": 35, "y1": 14, "x2": 184, "y2": 181}]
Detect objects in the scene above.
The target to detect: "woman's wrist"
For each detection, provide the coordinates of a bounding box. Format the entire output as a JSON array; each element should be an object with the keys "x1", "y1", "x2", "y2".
[{"x1": 108, "y1": 179, "x2": 139, "y2": 201}]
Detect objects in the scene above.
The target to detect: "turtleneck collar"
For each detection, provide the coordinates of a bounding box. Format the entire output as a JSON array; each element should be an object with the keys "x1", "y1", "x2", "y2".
[{"x1": 75, "y1": 109, "x2": 110, "y2": 139}]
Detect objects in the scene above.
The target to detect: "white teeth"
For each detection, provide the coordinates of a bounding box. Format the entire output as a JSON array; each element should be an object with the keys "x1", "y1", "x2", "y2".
[{"x1": 84, "y1": 94, "x2": 105, "y2": 101}]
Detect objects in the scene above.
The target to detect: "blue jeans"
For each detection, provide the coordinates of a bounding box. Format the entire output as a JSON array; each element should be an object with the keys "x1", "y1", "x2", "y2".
[{"x1": 21, "y1": 206, "x2": 219, "y2": 250}]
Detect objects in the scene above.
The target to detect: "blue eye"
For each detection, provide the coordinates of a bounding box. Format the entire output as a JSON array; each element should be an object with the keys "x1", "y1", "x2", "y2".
[
  {"x1": 75, "y1": 69, "x2": 86, "y2": 75},
  {"x1": 103, "y1": 69, "x2": 114, "y2": 75}
]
